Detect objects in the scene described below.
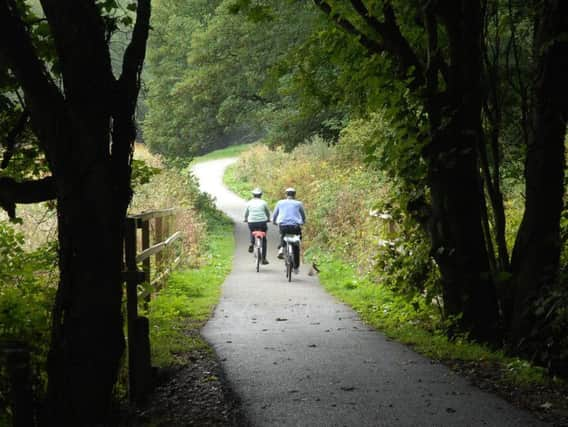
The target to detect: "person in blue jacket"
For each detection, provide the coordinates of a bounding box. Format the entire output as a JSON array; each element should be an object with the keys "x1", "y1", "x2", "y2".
[{"x1": 272, "y1": 187, "x2": 306, "y2": 273}]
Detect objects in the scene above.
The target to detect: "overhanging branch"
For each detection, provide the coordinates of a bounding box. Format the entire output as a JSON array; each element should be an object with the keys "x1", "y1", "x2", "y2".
[
  {"x1": 313, "y1": 0, "x2": 385, "y2": 54},
  {"x1": 350, "y1": 0, "x2": 424, "y2": 85},
  {"x1": 0, "y1": 176, "x2": 56, "y2": 218}
]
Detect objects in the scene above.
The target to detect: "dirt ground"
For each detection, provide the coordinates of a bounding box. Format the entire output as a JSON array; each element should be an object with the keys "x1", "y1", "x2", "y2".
[{"x1": 124, "y1": 348, "x2": 248, "y2": 426}]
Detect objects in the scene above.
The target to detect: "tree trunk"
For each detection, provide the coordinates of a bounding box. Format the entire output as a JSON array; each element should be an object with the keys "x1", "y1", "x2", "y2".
[
  {"x1": 47, "y1": 163, "x2": 126, "y2": 425},
  {"x1": 509, "y1": 0, "x2": 568, "y2": 351},
  {"x1": 426, "y1": 0, "x2": 500, "y2": 342}
]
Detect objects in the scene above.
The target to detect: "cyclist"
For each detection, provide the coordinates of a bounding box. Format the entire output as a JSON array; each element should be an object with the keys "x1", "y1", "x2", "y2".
[
  {"x1": 244, "y1": 187, "x2": 270, "y2": 265},
  {"x1": 272, "y1": 187, "x2": 306, "y2": 273}
]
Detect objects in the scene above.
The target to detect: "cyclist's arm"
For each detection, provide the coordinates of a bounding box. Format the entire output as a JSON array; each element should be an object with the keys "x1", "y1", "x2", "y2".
[
  {"x1": 244, "y1": 206, "x2": 249, "y2": 222},
  {"x1": 264, "y1": 203, "x2": 271, "y2": 222},
  {"x1": 271, "y1": 203, "x2": 280, "y2": 224},
  {"x1": 299, "y1": 203, "x2": 306, "y2": 224}
]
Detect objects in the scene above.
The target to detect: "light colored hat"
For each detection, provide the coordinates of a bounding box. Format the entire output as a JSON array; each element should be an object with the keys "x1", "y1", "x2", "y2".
[{"x1": 285, "y1": 187, "x2": 296, "y2": 195}]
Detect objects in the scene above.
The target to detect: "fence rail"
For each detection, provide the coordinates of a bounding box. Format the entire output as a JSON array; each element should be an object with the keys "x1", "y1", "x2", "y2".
[{"x1": 122, "y1": 208, "x2": 183, "y2": 404}]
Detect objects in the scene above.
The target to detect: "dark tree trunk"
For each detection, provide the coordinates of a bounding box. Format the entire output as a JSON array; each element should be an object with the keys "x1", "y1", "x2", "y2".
[
  {"x1": 509, "y1": 0, "x2": 568, "y2": 350},
  {"x1": 48, "y1": 169, "x2": 126, "y2": 424},
  {"x1": 424, "y1": 1, "x2": 500, "y2": 342}
]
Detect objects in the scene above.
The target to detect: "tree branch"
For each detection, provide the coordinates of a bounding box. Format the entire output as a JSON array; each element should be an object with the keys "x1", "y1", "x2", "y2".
[
  {"x1": 313, "y1": 0, "x2": 385, "y2": 54},
  {"x1": 111, "y1": 0, "x2": 151, "y2": 213},
  {"x1": 119, "y1": 0, "x2": 151, "y2": 112},
  {"x1": 0, "y1": 176, "x2": 56, "y2": 218},
  {"x1": 0, "y1": 0, "x2": 64, "y2": 154},
  {"x1": 315, "y1": 0, "x2": 424, "y2": 86}
]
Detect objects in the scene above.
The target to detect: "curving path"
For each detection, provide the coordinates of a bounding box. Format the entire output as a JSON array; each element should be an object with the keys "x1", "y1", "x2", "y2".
[{"x1": 192, "y1": 158, "x2": 546, "y2": 427}]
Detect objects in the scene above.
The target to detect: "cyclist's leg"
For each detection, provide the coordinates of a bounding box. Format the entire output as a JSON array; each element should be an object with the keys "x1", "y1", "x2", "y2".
[
  {"x1": 278, "y1": 225, "x2": 287, "y2": 258},
  {"x1": 262, "y1": 236, "x2": 267, "y2": 259},
  {"x1": 292, "y1": 225, "x2": 301, "y2": 269},
  {"x1": 259, "y1": 222, "x2": 268, "y2": 263},
  {"x1": 247, "y1": 223, "x2": 255, "y2": 252}
]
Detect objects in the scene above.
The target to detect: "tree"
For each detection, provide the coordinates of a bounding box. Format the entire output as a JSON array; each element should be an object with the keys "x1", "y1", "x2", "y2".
[
  {"x1": 312, "y1": 0, "x2": 500, "y2": 341},
  {"x1": 143, "y1": 0, "x2": 333, "y2": 157},
  {"x1": 0, "y1": 0, "x2": 150, "y2": 423},
  {"x1": 308, "y1": 0, "x2": 568, "y2": 352},
  {"x1": 509, "y1": 0, "x2": 568, "y2": 355}
]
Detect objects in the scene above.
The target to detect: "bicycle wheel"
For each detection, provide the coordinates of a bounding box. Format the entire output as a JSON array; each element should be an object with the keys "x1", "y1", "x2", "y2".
[
  {"x1": 255, "y1": 239, "x2": 261, "y2": 272},
  {"x1": 286, "y1": 244, "x2": 293, "y2": 282}
]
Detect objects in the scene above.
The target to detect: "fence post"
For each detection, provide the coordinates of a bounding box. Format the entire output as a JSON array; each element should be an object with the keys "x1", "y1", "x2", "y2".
[
  {"x1": 155, "y1": 216, "x2": 163, "y2": 272},
  {"x1": 141, "y1": 220, "x2": 151, "y2": 306},
  {"x1": 124, "y1": 218, "x2": 139, "y2": 405}
]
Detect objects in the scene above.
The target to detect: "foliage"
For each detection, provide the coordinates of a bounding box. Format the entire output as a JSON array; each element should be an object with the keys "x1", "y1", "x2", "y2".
[
  {"x1": 143, "y1": 0, "x2": 339, "y2": 157},
  {"x1": 131, "y1": 158, "x2": 161, "y2": 188},
  {"x1": 0, "y1": 222, "x2": 57, "y2": 424}
]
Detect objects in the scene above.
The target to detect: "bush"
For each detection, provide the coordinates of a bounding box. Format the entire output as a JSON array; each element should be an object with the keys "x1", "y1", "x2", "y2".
[{"x1": 0, "y1": 222, "x2": 57, "y2": 424}]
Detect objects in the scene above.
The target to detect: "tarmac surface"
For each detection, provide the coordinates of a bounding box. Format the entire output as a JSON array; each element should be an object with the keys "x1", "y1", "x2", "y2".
[{"x1": 192, "y1": 158, "x2": 547, "y2": 427}]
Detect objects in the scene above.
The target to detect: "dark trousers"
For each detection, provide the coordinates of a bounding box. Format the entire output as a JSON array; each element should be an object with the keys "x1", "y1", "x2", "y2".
[
  {"x1": 279, "y1": 224, "x2": 301, "y2": 268},
  {"x1": 248, "y1": 222, "x2": 268, "y2": 260}
]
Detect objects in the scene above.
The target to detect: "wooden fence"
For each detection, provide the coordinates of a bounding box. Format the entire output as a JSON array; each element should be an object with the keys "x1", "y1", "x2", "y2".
[{"x1": 123, "y1": 208, "x2": 183, "y2": 404}]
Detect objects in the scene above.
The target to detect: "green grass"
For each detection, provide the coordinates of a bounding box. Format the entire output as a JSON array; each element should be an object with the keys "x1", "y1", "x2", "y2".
[
  {"x1": 223, "y1": 161, "x2": 279, "y2": 205},
  {"x1": 311, "y1": 251, "x2": 549, "y2": 387},
  {"x1": 146, "y1": 211, "x2": 234, "y2": 366},
  {"x1": 191, "y1": 143, "x2": 254, "y2": 164},
  {"x1": 223, "y1": 162, "x2": 253, "y2": 200}
]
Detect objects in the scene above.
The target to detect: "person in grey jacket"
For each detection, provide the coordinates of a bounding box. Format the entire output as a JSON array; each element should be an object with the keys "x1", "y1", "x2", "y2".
[{"x1": 244, "y1": 188, "x2": 271, "y2": 264}]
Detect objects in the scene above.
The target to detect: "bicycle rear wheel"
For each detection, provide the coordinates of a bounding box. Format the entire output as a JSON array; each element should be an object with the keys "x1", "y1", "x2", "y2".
[
  {"x1": 255, "y1": 238, "x2": 262, "y2": 272},
  {"x1": 286, "y1": 244, "x2": 293, "y2": 282}
]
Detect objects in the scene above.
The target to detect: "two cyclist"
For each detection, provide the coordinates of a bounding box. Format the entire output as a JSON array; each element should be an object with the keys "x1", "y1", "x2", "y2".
[
  {"x1": 244, "y1": 188, "x2": 271, "y2": 265},
  {"x1": 272, "y1": 187, "x2": 306, "y2": 274},
  {"x1": 244, "y1": 187, "x2": 306, "y2": 271}
]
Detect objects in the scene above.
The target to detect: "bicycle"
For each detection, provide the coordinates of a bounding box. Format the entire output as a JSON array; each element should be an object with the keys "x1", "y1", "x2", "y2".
[
  {"x1": 251, "y1": 230, "x2": 266, "y2": 272},
  {"x1": 282, "y1": 234, "x2": 301, "y2": 282}
]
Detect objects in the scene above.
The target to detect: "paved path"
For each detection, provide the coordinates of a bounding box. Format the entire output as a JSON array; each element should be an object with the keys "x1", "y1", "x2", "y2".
[{"x1": 192, "y1": 158, "x2": 546, "y2": 427}]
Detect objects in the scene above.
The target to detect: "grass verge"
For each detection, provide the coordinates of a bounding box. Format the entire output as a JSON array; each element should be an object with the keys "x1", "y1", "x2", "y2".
[
  {"x1": 223, "y1": 162, "x2": 253, "y2": 200},
  {"x1": 146, "y1": 208, "x2": 234, "y2": 367}
]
